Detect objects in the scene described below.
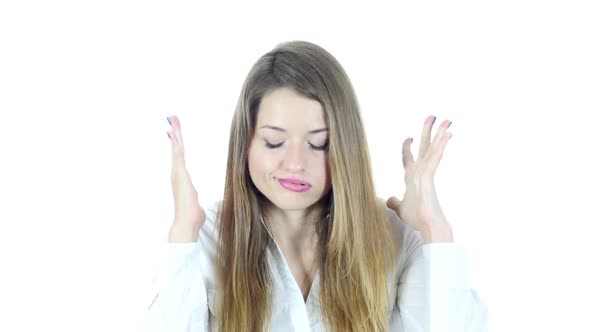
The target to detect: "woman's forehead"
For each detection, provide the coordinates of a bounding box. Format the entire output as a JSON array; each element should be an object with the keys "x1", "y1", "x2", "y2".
[{"x1": 257, "y1": 88, "x2": 327, "y2": 130}]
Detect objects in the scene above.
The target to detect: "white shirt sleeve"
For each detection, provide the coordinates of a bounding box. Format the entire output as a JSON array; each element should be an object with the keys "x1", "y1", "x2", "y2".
[
  {"x1": 141, "y1": 243, "x2": 209, "y2": 332},
  {"x1": 396, "y1": 242, "x2": 488, "y2": 332}
]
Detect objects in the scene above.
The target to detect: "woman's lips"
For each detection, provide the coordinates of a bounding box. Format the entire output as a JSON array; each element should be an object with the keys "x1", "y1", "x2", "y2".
[{"x1": 278, "y1": 178, "x2": 312, "y2": 192}]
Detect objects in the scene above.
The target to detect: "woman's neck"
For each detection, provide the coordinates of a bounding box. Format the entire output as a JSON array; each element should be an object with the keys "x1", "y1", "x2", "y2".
[
  {"x1": 265, "y1": 206, "x2": 321, "y2": 251},
  {"x1": 263, "y1": 203, "x2": 324, "y2": 301}
]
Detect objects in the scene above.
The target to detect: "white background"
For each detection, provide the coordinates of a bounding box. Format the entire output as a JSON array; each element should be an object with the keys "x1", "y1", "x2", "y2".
[{"x1": 1, "y1": 1, "x2": 589, "y2": 331}]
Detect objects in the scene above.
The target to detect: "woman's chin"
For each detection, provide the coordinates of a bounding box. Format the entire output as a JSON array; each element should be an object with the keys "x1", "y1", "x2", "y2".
[
  {"x1": 269, "y1": 197, "x2": 318, "y2": 211},
  {"x1": 264, "y1": 190, "x2": 331, "y2": 212}
]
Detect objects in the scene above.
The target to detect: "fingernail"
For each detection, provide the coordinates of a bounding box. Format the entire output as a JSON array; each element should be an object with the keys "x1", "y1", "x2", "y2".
[{"x1": 167, "y1": 117, "x2": 171, "y2": 125}]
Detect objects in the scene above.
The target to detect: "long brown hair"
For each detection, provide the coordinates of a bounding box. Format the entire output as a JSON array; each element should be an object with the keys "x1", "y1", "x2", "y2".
[{"x1": 216, "y1": 41, "x2": 396, "y2": 331}]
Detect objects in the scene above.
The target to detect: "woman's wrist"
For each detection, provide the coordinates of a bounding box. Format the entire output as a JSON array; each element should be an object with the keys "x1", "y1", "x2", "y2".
[
  {"x1": 419, "y1": 222, "x2": 454, "y2": 243},
  {"x1": 168, "y1": 222, "x2": 201, "y2": 243}
]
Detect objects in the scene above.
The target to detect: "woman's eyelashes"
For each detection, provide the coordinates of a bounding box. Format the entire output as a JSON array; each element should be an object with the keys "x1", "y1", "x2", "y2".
[
  {"x1": 263, "y1": 140, "x2": 329, "y2": 151},
  {"x1": 264, "y1": 141, "x2": 283, "y2": 149},
  {"x1": 311, "y1": 141, "x2": 329, "y2": 151}
]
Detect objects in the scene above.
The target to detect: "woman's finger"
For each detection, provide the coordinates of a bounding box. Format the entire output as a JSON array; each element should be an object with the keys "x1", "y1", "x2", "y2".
[
  {"x1": 386, "y1": 196, "x2": 402, "y2": 217},
  {"x1": 167, "y1": 116, "x2": 186, "y2": 166},
  {"x1": 402, "y1": 137, "x2": 415, "y2": 169},
  {"x1": 168, "y1": 116, "x2": 185, "y2": 152},
  {"x1": 167, "y1": 129, "x2": 185, "y2": 164},
  {"x1": 418, "y1": 115, "x2": 436, "y2": 159},
  {"x1": 427, "y1": 132, "x2": 452, "y2": 173},
  {"x1": 426, "y1": 119, "x2": 452, "y2": 160}
]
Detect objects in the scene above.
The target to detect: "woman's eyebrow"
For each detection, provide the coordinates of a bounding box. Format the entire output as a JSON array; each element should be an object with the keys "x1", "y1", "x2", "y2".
[
  {"x1": 308, "y1": 128, "x2": 328, "y2": 134},
  {"x1": 259, "y1": 125, "x2": 328, "y2": 134}
]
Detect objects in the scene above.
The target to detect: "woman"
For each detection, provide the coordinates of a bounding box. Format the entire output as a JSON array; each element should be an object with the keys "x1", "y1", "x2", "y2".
[{"x1": 145, "y1": 41, "x2": 487, "y2": 331}]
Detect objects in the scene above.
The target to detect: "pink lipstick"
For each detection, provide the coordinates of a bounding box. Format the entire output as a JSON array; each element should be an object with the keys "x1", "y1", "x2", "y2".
[{"x1": 278, "y1": 178, "x2": 312, "y2": 192}]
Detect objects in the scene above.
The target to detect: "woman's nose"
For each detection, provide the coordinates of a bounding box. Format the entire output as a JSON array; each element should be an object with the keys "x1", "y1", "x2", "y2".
[{"x1": 283, "y1": 144, "x2": 305, "y2": 173}]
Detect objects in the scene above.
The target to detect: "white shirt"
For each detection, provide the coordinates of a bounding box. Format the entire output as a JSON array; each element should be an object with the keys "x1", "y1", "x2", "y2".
[{"x1": 143, "y1": 200, "x2": 487, "y2": 331}]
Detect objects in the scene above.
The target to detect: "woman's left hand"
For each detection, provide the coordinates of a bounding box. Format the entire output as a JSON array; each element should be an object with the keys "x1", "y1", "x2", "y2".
[{"x1": 386, "y1": 115, "x2": 454, "y2": 243}]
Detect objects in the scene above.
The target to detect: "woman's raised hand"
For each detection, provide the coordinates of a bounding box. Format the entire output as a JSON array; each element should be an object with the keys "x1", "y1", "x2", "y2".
[
  {"x1": 166, "y1": 116, "x2": 206, "y2": 242},
  {"x1": 386, "y1": 115, "x2": 454, "y2": 243}
]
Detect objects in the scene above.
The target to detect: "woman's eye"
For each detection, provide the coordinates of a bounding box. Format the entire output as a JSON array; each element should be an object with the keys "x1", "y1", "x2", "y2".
[
  {"x1": 264, "y1": 140, "x2": 328, "y2": 151},
  {"x1": 264, "y1": 141, "x2": 284, "y2": 149},
  {"x1": 309, "y1": 141, "x2": 329, "y2": 151}
]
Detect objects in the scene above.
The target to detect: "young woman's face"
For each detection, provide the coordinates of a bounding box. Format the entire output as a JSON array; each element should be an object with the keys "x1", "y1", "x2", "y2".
[{"x1": 248, "y1": 87, "x2": 332, "y2": 211}]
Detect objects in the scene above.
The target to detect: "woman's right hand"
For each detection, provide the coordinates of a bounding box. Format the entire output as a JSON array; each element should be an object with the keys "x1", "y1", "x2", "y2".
[{"x1": 166, "y1": 116, "x2": 206, "y2": 242}]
